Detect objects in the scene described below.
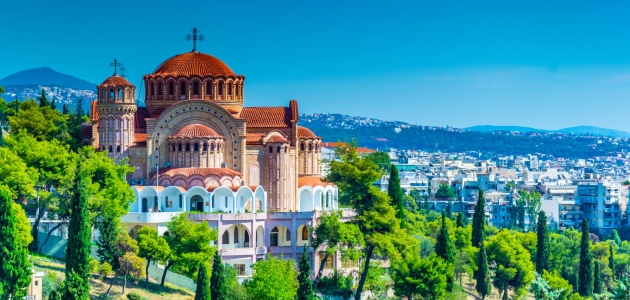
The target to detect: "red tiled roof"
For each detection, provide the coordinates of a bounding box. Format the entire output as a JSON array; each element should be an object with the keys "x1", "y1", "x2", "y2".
[
  {"x1": 297, "y1": 126, "x2": 317, "y2": 139},
  {"x1": 152, "y1": 52, "x2": 236, "y2": 77},
  {"x1": 322, "y1": 142, "x2": 376, "y2": 154},
  {"x1": 150, "y1": 168, "x2": 241, "y2": 178},
  {"x1": 99, "y1": 75, "x2": 133, "y2": 87},
  {"x1": 134, "y1": 133, "x2": 147, "y2": 143},
  {"x1": 170, "y1": 124, "x2": 221, "y2": 138},
  {"x1": 298, "y1": 176, "x2": 334, "y2": 188},
  {"x1": 240, "y1": 107, "x2": 293, "y2": 128},
  {"x1": 90, "y1": 101, "x2": 98, "y2": 121},
  {"x1": 207, "y1": 186, "x2": 259, "y2": 192},
  {"x1": 266, "y1": 135, "x2": 289, "y2": 144},
  {"x1": 246, "y1": 133, "x2": 265, "y2": 145}
]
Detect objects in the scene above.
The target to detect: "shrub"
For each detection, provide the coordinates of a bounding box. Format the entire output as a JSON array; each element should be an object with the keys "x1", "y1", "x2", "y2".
[{"x1": 126, "y1": 292, "x2": 147, "y2": 300}]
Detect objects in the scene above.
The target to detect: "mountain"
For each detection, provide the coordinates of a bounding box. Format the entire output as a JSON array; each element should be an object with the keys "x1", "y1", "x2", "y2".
[
  {"x1": 466, "y1": 125, "x2": 630, "y2": 138},
  {"x1": 0, "y1": 67, "x2": 96, "y2": 91},
  {"x1": 466, "y1": 125, "x2": 549, "y2": 133}
]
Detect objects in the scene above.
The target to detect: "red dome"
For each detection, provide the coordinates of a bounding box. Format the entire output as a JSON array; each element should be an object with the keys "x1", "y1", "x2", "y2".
[
  {"x1": 152, "y1": 52, "x2": 235, "y2": 77},
  {"x1": 170, "y1": 124, "x2": 222, "y2": 138},
  {"x1": 297, "y1": 126, "x2": 318, "y2": 139},
  {"x1": 100, "y1": 75, "x2": 132, "y2": 87}
]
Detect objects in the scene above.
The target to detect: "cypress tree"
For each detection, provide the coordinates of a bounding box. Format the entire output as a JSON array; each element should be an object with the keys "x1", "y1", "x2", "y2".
[
  {"x1": 611, "y1": 229, "x2": 622, "y2": 247},
  {"x1": 472, "y1": 189, "x2": 486, "y2": 247},
  {"x1": 593, "y1": 261, "x2": 602, "y2": 294},
  {"x1": 535, "y1": 211, "x2": 550, "y2": 274},
  {"x1": 578, "y1": 219, "x2": 593, "y2": 296},
  {"x1": 96, "y1": 215, "x2": 121, "y2": 271},
  {"x1": 75, "y1": 98, "x2": 84, "y2": 118},
  {"x1": 210, "y1": 251, "x2": 227, "y2": 300},
  {"x1": 509, "y1": 206, "x2": 518, "y2": 229},
  {"x1": 297, "y1": 246, "x2": 315, "y2": 300},
  {"x1": 609, "y1": 243, "x2": 616, "y2": 280},
  {"x1": 38, "y1": 88, "x2": 48, "y2": 107},
  {"x1": 446, "y1": 200, "x2": 452, "y2": 219},
  {"x1": 195, "y1": 263, "x2": 211, "y2": 300},
  {"x1": 0, "y1": 186, "x2": 31, "y2": 299},
  {"x1": 456, "y1": 213, "x2": 464, "y2": 228},
  {"x1": 435, "y1": 211, "x2": 455, "y2": 291},
  {"x1": 50, "y1": 98, "x2": 57, "y2": 110},
  {"x1": 62, "y1": 104, "x2": 69, "y2": 115},
  {"x1": 64, "y1": 169, "x2": 91, "y2": 299},
  {"x1": 388, "y1": 164, "x2": 405, "y2": 228},
  {"x1": 475, "y1": 241, "x2": 491, "y2": 300}
]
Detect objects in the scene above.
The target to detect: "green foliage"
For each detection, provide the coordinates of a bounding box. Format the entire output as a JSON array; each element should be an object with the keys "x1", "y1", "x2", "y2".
[
  {"x1": 8, "y1": 99, "x2": 69, "y2": 142},
  {"x1": 579, "y1": 219, "x2": 593, "y2": 296},
  {"x1": 391, "y1": 253, "x2": 449, "y2": 299},
  {"x1": 486, "y1": 229, "x2": 536, "y2": 299},
  {"x1": 127, "y1": 292, "x2": 146, "y2": 300},
  {"x1": 435, "y1": 212, "x2": 455, "y2": 291},
  {"x1": 42, "y1": 271, "x2": 61, "y2": 300},
  {"x1": 542, "y1": 270, "x2": 573, "y2": 300},
  {"x1": 388, "y1": 164, "x2": 405, "y2": 228},
  {"x1": 475, "y1": 241, "x2": 491, "y2": 299},
  {"x1": 472, "y1": 189, "x2": 485, "y2": 247},
  {"x1": 531, "y1": 273, "x2": 564, "y2": 300},
  {"x1": 224, "y1": 264, "x2": 249, "y2": 300},
  {"x1": 364, "y1": 151, "x2": 391, "y2": 171},
  {"x1": 0, "y1": 147, "x2": 37, "y2": 199},
  {"x1": 455, "y1": 213, "x2": 464, "y2": 228},
  {"x1": 12, "y1": 203, "x2": 33, "y2": 248},
  {"x1": 195, "y1": 263, "x2": 211, "y2": 300},
  {"x1": 297, "y1": 247, "x2": 315, "y2": 300},
  {"x1": 64, "y1": 169, "x2": 91, "y2": 297},
  {"x1": 244, "y1": 255, "x2": 298, "y2": 300},
  {"x1": 435, "y1": 183, "x2": 456, "y2": 200},
  {"x1": 97, "y1": 214, "x2": 122, "y2": 270},
  {"x1": 38, "y1": 88, "x2": 49, "y2": 107},
  {"x1": 317, "y1": 269, "x2": 354, "y2": 299},
  {"x1": 136, "y1": 226, "x2": 171, "y2": 288},
  {"x1": 594, "y1": 260, "x2": 602, "y2": 294},
  {"x1": 62, "y1": 271, "x2": 89, "y2": 300},
  {"x1": 612, "y1": 277, "x2": 630, "y2": 300},
  {"x1": 611, "y1": 229, "x2": 622, "y2": 247},
  {"x1": 98, "y1": 262, "x2": 114, "y2": 278},
  {"x1": 0, "y1": 186, "x2": 31, "y2": 299},
  {"x1": 609, "y1": 243, "x2": 616, "y2": 280},
  {"x1": 519, "y1": 190, "x2": 542, "y2": 232},
  {"x1": 537, "y1": 210, "x2": 551, "y2": 274},
  {"x1": 364, "y1": 262, "x2": 388, "y2": 299},
  {"x1": 210, "y1": 251, "x2": 227, "y2": 300}
]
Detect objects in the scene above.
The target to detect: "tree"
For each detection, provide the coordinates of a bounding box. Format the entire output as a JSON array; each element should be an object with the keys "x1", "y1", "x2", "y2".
[
  {"x1": 0, "y1": 186, "x2": 31, "y2": 299},
  {"x1": 472, "y1": 189, "x2": 486, "y2": 247},
  {"x1": 0, "y1": 147, "x2": 37, "y2": 201},
  {"x1": 578, "y1": 219, "x2": 593, "y2": 296},
  {"x1": 210, "y1": 251, "x2": 227, "y2": 300},
  {"x1": 364, "y1": 151, "x2": 391, "y2": 171},
  {"x1": 8, "y1": 99, "x2": 69, "y2": 142},
  {"x1": 531, "y1": 274, "x2": 564, "y2": 300},
  {"x1": 64, "y1": 169, "x2": 91, "y2": 299},
  {"x1": 609, "y1": 243, "x2": 615, "y2": 280},
  {"x1": 475, "y1": 241, "x2": 491, "y2": 300},
  {"x1": 38, "y1": 88, "x2": 49, "y2": 107},
  {"x1": 195, "y1": 262, "x2": 211, "y2": 300},
  {"x1": 521, "y1": 191, "x2": 542, "y2": 232},
  {"x1": 388, "y1": 164, "x2": 405, "y2": 228},
  {"x1": 509, "y1": 206, "x2": 518, "y2": 229},
  {"x1": 325, "y1": 141, "x2": 399, "y2": 300},
  {"x1": 161, "y1": 214, "x2": 217, "y2": 286},
  {"x1": 486, "y1": 229, "x2": 536, "y2": 300},
  {"x1": 435, "y1": 211, "x2": 455, "y2": 291},
  {"x1": 136, "y1": 226, "x2": 171, "y2": 289},
  {"x1": 456, "y1": 213, "x2": 464, "y2": 228},
  {"x1": 593, "y1": 261, "x2": 602, "y2": 294},
  {"x1": 391, "y1": 253, "x2": 448, "y2": 299},
  {"x1": 435, "y1": 183, "x2": 456, "y2": 200},
  {"x1": 297, "y1": 246, "x2": 315, "y2": 300},
  {"x1": 118, "y1": 251, "x2": 145, "y2": 294},
  {"x1": 516, "y1": 197, "x2": 526, "y2": 230},
  {"x1": 97, "y1": 215, "x2": 122, "y2": 271},
  {"x1": 611, "y1": 229, "x2": 622, "y2": 247},
  {"x1": 536, "y1": 211, "x2": 551, "y2": 274},
  {"x1": 244, "y1": 255, "x2": 298, "y2": 300}
]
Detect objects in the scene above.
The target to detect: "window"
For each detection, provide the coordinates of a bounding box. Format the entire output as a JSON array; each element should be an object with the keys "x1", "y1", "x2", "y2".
[
  {"x1": 35, "y1": 280, "x2": 39, "y2": 286},
  {"x1": 150, "y1": 83, "x2": 154, "y2": 95},
  {"x1": 300, "y1": 143, "x2": 305, "y2": 151},
  {"x1": 179, "y1": 195, "x2": 182, "y2": 208},
  {"x1": 222, "y1": 231, "x2": 229, "y2": 244},
  {"x1": 116, "y1": 145, "x2": 121, "y2": 153},
  {"x1": 225, "y1": 197, "x2": 228, "y2": 207},
  {"x1": 194, "y1": 143, "x2": 199, "y2": 151},
  {"x1": 218, "y1": 82, "x2": 223, "y2": 95},
  {"x1": 302, "y1": 226, "x2": 308, "y2": 240},
  {"x1": 236, "y1": 83, "x2": 240, "y2": 96},
  {"x1": 211, "y1": 143, "x2": 215, "y2": 151},
  {"x1": 212, "y1": 195, "x2": 214, "y2": 208},
  {"x1": 109, "y1": 89, "x2": 115, "y2": 98},
  {"x1": 341, "y1": 258, "x2": 359, "y2": 269},
  {"x1": 234, "y1": 226, "x2": 239, "y2": 243},
  {"x1": 228, "y1": 83, "x2": 232, "y2": 96},
  {"x1": 203, "y1": 143, "x2": 207, "y2": 151},
  {"x1": 285, "y1": 147, "x2": 288, "y2": 153},
  {"x1": 118, "y1": 89, "x2": 123, "y2": 99},
  {"x1": 270, "y1": 227, "x2": 279, "y2": 246},
  {"x1": 193, "y1": 82, "x2": 199, "y2": 95},
  {"x1": 168, "y1": 82, "x2": 174, "y2": 95},
  {"x1": 206, "y1": 82, "x2": 212, "y2": 96},
  {"x1": 180, "y1": 82, "x2": 186, "y2": 97},
  {"x1": 166, "y1": 196, "x2": 170, "y2": 208},
  {"x1": 178, "y1": 143, "x2": 182, "y2": 152},
  {"x1": 277, "y1": 146, "x2": 281, "y2": 153},
  {"x1": 109, "y1": 146, "x2": 113, "y2": 152},
  {"x1": 186, "y1": 143, "x2": 190, "y2": 151},
  {"x1": 172, "y1": 144, "x2": 175, "y2": 151},
  {"x1": 319, "y1": 252, "x2": 333, "y2": 269},
  {"x1": 235, "y1": 264, "x2": 246, "y2": 276},
  {"x1": 158, "y1": 82, "x2": 163, "y2": 95},
  {"x1": 286, "y1": 228, "x2": 291, "y2": 241},
  {"x1": 269, "y1": 147, "x2": 273, "y2": 153},
  {"x1": 308, "y1": 144, "x2": 312, "y2": 151}
]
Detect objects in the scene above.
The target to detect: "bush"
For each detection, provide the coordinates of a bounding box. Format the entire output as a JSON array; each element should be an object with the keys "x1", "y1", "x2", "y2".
[
  {"x1": 317, "y1": 269, "x2": 354, "y2": 299},
  {"x1": 89, "y1": 258, "x2": 100, "y2": 274},
  {"x1": 126, "y1": 292, "x2": 147, "y2": 300},
  {"x1": 42, "y1": 271, "x2": 61, "y2": 300}
]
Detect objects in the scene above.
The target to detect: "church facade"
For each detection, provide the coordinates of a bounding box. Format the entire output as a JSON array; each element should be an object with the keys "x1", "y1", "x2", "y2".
[{"x1": 86, "y1": 42, "x2": 344, "y2": 278}]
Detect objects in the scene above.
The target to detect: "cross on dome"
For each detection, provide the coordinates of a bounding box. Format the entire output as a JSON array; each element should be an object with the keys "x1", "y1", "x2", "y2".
[
  {"x1": 185, "y1": 27, "x2": 204, "y2": 52},
  {"x1": 110, "y1": 58, "x2": 121, "y2": 76}
]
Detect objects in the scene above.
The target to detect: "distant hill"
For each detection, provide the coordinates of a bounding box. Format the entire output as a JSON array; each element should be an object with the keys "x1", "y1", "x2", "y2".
[
  {"x1": 0, "y1": 67, "x2": 96, "y2": 91},
  {"x1": 466, "y1": 125, "x2": 630, "y2": 138}
]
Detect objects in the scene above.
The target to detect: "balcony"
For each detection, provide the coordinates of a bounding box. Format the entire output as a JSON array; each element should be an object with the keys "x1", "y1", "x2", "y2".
[
  {"x1": 221, "y1": 247, "x2": 255, "y2": 256},
  {"x1": 122, "y1": 212, "x2": 181, "y2": 224},
  {"x1": 269, "y1": 246, "x2": 293, "y2": 254}
]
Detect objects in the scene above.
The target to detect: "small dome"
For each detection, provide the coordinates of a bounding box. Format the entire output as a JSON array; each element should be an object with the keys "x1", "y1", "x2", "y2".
[
  {"x1": 100, "y1": 75, "x2": 132, "y2": 87},
  {"x1": 297, "y1": 126, "x2": 317, "y2": 139},
  {"x1": 152, "y1": 52, "x2": 236, "y2": 77},
  {"x1": 170, "y1": 124, "x2": 221, "y2": 138},
  {"x1": 266, "y1": 135, "x2": 289, "y2": 144}
]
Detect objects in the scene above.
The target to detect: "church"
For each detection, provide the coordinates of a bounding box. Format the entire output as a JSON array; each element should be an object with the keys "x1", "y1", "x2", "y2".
[{"x1": 85, "y1": 29, "x2": 344, "y2": 279}]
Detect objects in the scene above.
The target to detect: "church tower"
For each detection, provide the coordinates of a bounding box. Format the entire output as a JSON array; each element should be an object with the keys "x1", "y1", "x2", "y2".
[{"x1": 95, "y1": 60, "x2": 137, "y2": 160}]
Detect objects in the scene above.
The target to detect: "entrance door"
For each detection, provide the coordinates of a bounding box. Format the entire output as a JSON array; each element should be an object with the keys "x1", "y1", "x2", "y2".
[
  {"x1": 142, "y1": 198, "x2": 148, "y2": 212},
  {"x1": 190, "y1": 195, "x2": 203, "y2": 212}
]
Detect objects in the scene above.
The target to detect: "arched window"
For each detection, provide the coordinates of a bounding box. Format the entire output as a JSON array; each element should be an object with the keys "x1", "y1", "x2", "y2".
[
  {"x1": 228, "y1": 83, "x2": 232, "y2": 96},
  {"x1": 193, "y1": 82, "x2": 199, "y2": 95},
  {"x1": 109, "y1": 89, "x2": 115, "y2": 98},
  {"x1": 270, "y1": 227, "x2": 279, "y2": 246},
  {"x1": 302, "y1": 226, "x2": 308, "y2": 240},
  {"x1": 300, "y1": 143, "x2": 305, "y2": 151},
  {"x1": 222, "y1": 231, "x2": 229, "y2": 244},
  {"x1": 236, "y1": 83, "x2": 240, "y2": 96},
  {"x1": 210, "y1": 143, "x2": 215, "y2": 152},
  {"x1": 158, "y1": 82, "x2": 163, "y2": 95},
  {"x1": 150, "y1": 83, "x2": 154, "y2": 95},
  {"x1": 269, "y1": 147, "x2": 273, "y2": 153},
  {"x1": 308, "y1": 144, "x2": 312, "y2": 151},
  {"x1": 218, "y1": 82, "x2": 223, "y2": 95},
  {"x1": 206, "y1": 82, "x2": 212, "y2": 96},
  {"x1": 277, "y1": 146, "x2": 281, "y2": 153},
  {"x1": 203, "y1": 143, "x2": 207, "y2": 151},
  {"x1": 109, "y1": 146, "x2": 113, "y2": 152},
  {"x1": 168, "y1": 82, "x2": 174, "y2": 95},
  {"x1": 178, "y1": 143, "x2": 182, "y2": 152},
  {"x1": 284, "y1": 147, "x2": 288, "y2": 153},
  {"x1": 194, "y1": 143, "x2": 199, "y2": 151},
  {"x1": 172, "y1": 144, "x2": 175, "y2": 151},
  {"x1": 118, "y1": 89, "x2": 123, "y2": 99},
  {"x1": 116, "y1": 145, "x2": 121, "y2": 153},
  {"x1": 186, "y1": 143, "x2": 190, "y2": 151},
  {"x1": 234, "y1": 227, "x2": 239, "y2": 243},
  {"x1": 180, "y1": 82, "x2": 186, "y2": 98},
  {"x1": 286, "y1": 228, "x2": 291, "y2": 241}
]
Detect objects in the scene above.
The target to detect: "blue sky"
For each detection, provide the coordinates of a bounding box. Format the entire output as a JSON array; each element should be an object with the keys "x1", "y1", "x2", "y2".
[{"x1": 2, "y1": 1, "x2": 630, "y2": 130}]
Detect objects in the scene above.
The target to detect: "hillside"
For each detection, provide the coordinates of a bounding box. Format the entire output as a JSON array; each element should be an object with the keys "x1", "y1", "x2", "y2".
[
  {"x1": 466, "y1": 125, "x2": 630, "y2": 138},
  {"x1": 0, "y1": 67, "x2": 96, "y2": 91}
]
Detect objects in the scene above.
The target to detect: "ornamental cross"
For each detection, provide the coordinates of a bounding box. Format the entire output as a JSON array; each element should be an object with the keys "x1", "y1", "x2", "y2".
[
  {"x1": 110, "y1": 59, "x2": 122, "y2": 76},
  {"x1": 186, "y1": 27, "x2": 204, "y2": 52}
]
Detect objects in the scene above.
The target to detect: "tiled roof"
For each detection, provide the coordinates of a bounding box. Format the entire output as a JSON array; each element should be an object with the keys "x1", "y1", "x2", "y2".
[
  {"x1": 322, "y1": 142, "x2": 376, "y2": 154},
  {"x1": 240, "y1": 107, "x2": 293, "y2": 128},
  {"x1": 152, "y1": 52, "x2": 236, "y2": 77},
  {"x1": 91, "y1": 100, "x2": 98, "y2": 121},
  {"x1": 265, "y1": 135, "x2": 289, "y2": 144},
  {"x1": 297, "y1": 126, "x2": 317, "y2": 139},
  {"x1": 150, "y1": 167, "x2": 241, "y2": 178},
  {"x1": 134, "y1": 133, "x2": 147, "y2": 143},
  {"x1": 170, "y1": 124, "x2": 221, "y2": 138},
  {"x1": 99, "y1": 75, "x2": 133, "y2": 87},
  {"x1": 298, "y1": 176, "x2": 334, "y2": 188},
  {"x1": 207, "y1": 186, "x2": 259, "y2": 192},
  {"x1": 246, "y1": 133, "x2": 265, "y2": 145}
]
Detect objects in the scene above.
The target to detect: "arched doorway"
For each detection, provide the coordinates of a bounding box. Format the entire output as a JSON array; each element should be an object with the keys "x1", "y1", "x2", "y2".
[
  {"x1": 270, "y1": 226, "x2": 291, "y2": 247},
  {"x1": 141, "y1": 198, "x2": 148, "y2": 213},
  {"x1": 190, "y1": 195, "x2": 203, "y2": 212}
]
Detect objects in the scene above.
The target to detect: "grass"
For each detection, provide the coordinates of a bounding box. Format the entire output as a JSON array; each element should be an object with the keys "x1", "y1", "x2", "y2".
[{"x1": 31, "y1": 256, "x2": 195, "y2": 300}]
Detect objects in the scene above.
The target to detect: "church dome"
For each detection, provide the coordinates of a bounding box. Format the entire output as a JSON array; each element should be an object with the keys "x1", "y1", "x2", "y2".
[
  {"x1": 297, "y1": 126, "x2": 318, "y2": 139},
  {"x1": 152, "y1": 52, "x2": 235, "y2": 77},
  {"x1": 99, "y1": 75, "x2": 133, "y2": 87},
  {"x1": 170, "y1": 124, "x2": 221, "y2": 138}
]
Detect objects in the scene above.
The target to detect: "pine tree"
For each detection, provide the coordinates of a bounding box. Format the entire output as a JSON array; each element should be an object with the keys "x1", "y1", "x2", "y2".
[
  {"x1": 210, "y1": 251, "x2": 227, "y2": 300},
  {"x1": 297, "y1": 246, "x2": 315, "y2": 300},
  {"x1": 38, "y1": 88, "x2": 48, "y2": 107},
  {"x1": 64, "y1": 169, "x2": 91, "y2": 299},
  {"x1": 472, "y1": 189, "x2": 486, "y2": 247},
  {"x1": 475, "y1": 241, "x2": 491, "y2": 300},
  {"x1": 195, "y1": 263, "x2": 211, "y2": 300},
  {"x1": 0, "y1": 186, "x2": 31, "y2": 299},
  {"x1": 578, "y1": 219, "x2": 593, "y2": 296},
  {"x1": 609, "y1": 243, "x2": 616, "y2": 280},
  {"x1": 446, "y1": 200, "x2": 452, "y2": 219},
  {"x1": 388, "y1": 164, "x2": 405, "y2": 228},
  {"x1": 50, "y1": 98, "x2": 57, "y2": 110},
  {"x1": 62, "y1": 104, "x2": 69, "y2": 115},
  {"x1": 593, "y1": 261, "x2": 602, "y2": 294},
  {"x1": 456, "y1": 213, "x2": 464, "y2": 228},
  {"x1": 611, "y1": 229, "x2": 622, "y2": 247},
  {"x1": 509, "y1": 206, "x2": 518, "y2": 229},
  {"x1": 435, "y1": 211, "x2": 455, "y2": 292},
  {"x1": 96, "y1": 215, "x2": 121, "y2": 271},
  {"x1": 536, "y1": 211, "x2": 550, "y2": 274},
  {"x1": 75, "y1": 98, "x2": 84, "y2": 118}
]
